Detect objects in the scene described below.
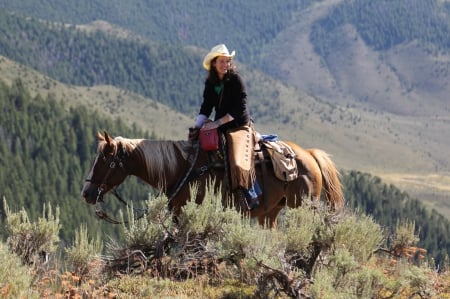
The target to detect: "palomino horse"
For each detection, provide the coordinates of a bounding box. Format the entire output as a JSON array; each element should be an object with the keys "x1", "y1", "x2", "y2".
[{"x1": 81, "y1": 131, "x2": 343, "y2": 226}]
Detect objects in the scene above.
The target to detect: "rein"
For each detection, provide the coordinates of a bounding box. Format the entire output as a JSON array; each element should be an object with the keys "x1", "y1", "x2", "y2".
[
  {"x1": 166, "y1": 143, "x2": 200, "y2": 203},
  {"x1": 94, "y1": 188, "x2": 138, "y2": 224},
  {"x1": 90, "y1": 141, "x2": 202, "y2": 224}
]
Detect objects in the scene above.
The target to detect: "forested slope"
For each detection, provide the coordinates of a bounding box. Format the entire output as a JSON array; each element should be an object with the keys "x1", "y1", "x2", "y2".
[
  {"x1": 2, "y1": 0, "x2": 450, "y2": 96},
  {"x1": 0, "y1": 0, "x2": 316, "y2": 66},
  {"x1": 265, "y1": 0, "x2": 450, "y2": 116},
  {"x1": 0, "y1": 10, "x2": 202, "y2": 115},
  {"x1": 310, "y1": 0, "x2": 450, "y2": 55},
  {"x1": 0, "y1": 79, "x2": 152, "y2": 241}
]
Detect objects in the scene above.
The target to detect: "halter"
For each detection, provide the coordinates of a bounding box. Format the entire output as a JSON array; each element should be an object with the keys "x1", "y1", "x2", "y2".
[{"x1": 86, "y1": 141, "x2": 203, "y2": 224}]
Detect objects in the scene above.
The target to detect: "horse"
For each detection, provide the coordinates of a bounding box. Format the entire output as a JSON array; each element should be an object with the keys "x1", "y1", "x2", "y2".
[{"x1": 81, "y1": 131, "x2": 343, "y2": 227}]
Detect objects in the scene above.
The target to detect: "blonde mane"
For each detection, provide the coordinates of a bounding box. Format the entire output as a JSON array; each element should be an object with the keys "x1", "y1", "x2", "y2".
[{"x1": 114, "y1": 137, "x2": 191, "y2": 185}]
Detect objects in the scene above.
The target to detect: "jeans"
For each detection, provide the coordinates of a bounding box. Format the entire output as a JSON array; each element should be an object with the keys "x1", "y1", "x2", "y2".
[{"x1": 242, "y1": 179, "x2": 262, "y2": 200}]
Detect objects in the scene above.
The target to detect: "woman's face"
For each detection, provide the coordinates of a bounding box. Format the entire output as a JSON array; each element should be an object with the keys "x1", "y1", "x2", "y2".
[{"x1": 213, "y1": 56, "x2": 231, "y2": 79}]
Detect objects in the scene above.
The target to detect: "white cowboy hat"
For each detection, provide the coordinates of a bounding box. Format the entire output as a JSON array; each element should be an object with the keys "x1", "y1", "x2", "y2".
[{"x1": 202, "y1": 44, "x2": 235, "y2": 70}]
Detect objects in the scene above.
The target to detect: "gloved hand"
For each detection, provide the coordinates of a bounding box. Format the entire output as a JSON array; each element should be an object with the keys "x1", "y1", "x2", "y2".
[{"x1": 188, "y1": 127, "x2": 199, "y2": 142}]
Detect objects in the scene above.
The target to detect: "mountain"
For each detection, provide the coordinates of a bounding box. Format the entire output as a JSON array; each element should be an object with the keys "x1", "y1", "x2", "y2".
[
  {"x1": 264, "y1": 0, "x2": 450, "y2": 117},
  {"x1": 0, "y1": 0, "x2": 449, "y2": 219}
]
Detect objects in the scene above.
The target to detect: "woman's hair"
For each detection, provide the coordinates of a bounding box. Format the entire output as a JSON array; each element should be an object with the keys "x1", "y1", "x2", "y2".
[{"x1": 206, "y1": 57, "x2": 237, "y2": 84}]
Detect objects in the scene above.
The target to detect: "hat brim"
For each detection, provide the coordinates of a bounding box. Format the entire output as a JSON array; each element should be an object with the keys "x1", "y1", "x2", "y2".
[{"x1": 203, "y1": 50, "x2": 235, "y2": 70}]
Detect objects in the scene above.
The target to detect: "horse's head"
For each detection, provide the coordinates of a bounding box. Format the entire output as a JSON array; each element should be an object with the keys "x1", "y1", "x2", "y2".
[{"x1": 81, "y1": 131, "x2": 130, "y2": 205}]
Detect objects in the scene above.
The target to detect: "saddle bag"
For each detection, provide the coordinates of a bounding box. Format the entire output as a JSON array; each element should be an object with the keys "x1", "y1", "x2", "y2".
[
  {"x1": 199, "y1": 128, "x2": 219, "y2": 151},
  {"x1": 262, "y1": 140, "x2": 298, "y2": 182}
]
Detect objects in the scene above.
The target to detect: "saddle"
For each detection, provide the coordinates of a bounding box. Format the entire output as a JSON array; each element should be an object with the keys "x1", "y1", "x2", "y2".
[
  {"x1": 199, "y1": 133, "x2": 298, "y2": 211},
  {"x1": 206, "y1": 133, "x2": 298, "y2": 183},
  {"x1": 259, "y1": 138, "x2": 298, "y2": 182}
]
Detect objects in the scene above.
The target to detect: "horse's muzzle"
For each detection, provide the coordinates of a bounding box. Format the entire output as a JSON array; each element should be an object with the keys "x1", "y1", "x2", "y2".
[{"x1": 81, "y1": 181, "x2": 98, "y2": 205}]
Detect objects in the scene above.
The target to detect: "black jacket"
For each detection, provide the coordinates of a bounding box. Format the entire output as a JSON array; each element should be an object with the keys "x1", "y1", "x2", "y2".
[{"x1": 199, "y1": 73, "x2": 250, "y2": 132}]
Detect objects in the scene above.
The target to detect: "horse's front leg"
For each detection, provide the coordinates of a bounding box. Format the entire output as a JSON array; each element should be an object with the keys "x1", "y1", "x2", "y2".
[{"x1": 255, "y1": 207, "x2": 283, "y2": 228}]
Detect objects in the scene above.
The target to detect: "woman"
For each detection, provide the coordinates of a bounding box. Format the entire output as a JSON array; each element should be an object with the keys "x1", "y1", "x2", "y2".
[{"x1": 191, "y1": 44, "x2": 261, "y2": 210}]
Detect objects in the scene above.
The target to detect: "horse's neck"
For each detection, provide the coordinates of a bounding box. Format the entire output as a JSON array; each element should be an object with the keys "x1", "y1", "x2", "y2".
[{"x1": 134, "y1": 140, "x2": 191, "y2": 191}]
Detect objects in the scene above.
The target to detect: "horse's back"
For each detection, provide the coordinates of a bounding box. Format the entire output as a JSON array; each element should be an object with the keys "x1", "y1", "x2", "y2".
[{"x1": 283, "y1": 141, "x2": 321, "y2": 177}]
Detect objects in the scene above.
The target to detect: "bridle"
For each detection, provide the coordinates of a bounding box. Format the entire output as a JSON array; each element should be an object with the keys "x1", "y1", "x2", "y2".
[
  {"x1": 85, "y1": 145, "x2": 138, "y2": 223},
  {"x1": 92, "y1": 146, "x2": 129, "y2": 203}
]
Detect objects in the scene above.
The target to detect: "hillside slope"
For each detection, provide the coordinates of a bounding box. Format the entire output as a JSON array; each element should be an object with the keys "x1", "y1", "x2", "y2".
[
  {"x1": 262, "y1": 0, "x2": 450, "y2": 215},
  {"x1": 0, "y1": 56, "x2": 191, "y2": 139},
  {"x1": 1, "y1": 0, "x2": 448, "y2": 117},
  {"x1": 264, "y1": 0, "x2": 450, "y2": 117},
  {"x1": 2, "y1": 53, "x2": 447, "y2": 173}
]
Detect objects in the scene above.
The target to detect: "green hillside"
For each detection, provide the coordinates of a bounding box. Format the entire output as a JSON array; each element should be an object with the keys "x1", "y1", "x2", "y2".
[
  {"x1": 2, "y1": 0, "x2": 450, "y2": 78},
  {"x1": 0, "y1": 10, "x2": 203, "y2": 115}
]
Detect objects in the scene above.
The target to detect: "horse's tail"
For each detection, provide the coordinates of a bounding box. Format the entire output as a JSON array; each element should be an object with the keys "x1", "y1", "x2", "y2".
[{"x1": 308, "y1": 149, "x2": 344, "y2": 210}]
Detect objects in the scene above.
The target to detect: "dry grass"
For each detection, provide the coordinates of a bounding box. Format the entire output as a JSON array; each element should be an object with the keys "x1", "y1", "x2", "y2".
[
  {"x1": 27, "y1": 266, "x2": 450, "y2": 299},
  {"x1": 11, "y1": 240, "x2": 450, "y2": 299},
  {"x1": 380, "y1": 173, "x2": 450, "y2": 219}
]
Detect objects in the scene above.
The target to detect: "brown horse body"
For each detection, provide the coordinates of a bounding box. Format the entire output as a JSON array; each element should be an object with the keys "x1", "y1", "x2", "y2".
[{"x1": 81, "y1": 132, "x2": 343, "y2": 226}]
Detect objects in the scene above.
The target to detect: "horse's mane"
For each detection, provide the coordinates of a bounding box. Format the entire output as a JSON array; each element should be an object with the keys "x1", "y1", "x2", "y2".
[{"x1": 113, "y1": 137, "x2": 192, "y2": 184}]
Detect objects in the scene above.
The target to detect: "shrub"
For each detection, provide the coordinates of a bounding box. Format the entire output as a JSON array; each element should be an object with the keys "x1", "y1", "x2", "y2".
[
  {"x1": 311, "y1": 260, "x2": 389, "y2": 299},
  {"x1": 281, "y1": 201, "x2": 334, "y2": 253},
  {"x1": 333, "y1": 212, "x2": 383, "y2": 262},
  {"x1": 350, "y1": 266, "x2": 387, "y2": 299},
  {"x1": 177, "y1": 182, "x2": 240, "y2": 236},
  {"x1": 3, "y1": 198, "x2": 60, "y2": 266},
  {"x1": 390, "y1": 220, "x2": 419, "y2": 254},
  {"x1": 0, "y1": 242, "x2": 38, "y2": 299},
  {"x1": 310, "y1": 212, "x2": 385, "y2": 298},
  {"x1": 65, "y1": 224, "x2": 104, "y2": 278},
  {"x1": 392, "y1": 263, "x2": 438, "y2": 298},
  {"x1": 119, "y1": 193, "x2": 174, "y2": 249}
]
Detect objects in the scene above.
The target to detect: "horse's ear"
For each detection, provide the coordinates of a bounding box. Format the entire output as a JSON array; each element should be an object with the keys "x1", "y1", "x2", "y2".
[
  {"x1": 104, "y1": 131, "x2": 113, "y2": 145},
  {"x1": 97, "y1": 131, "x2": 105, "y2": 141}
]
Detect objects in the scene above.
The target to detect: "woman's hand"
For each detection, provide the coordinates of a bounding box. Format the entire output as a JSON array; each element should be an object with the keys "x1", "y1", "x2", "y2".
[{"x1": 202, "y1": 120, "x2": 219, "y2": 130}]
